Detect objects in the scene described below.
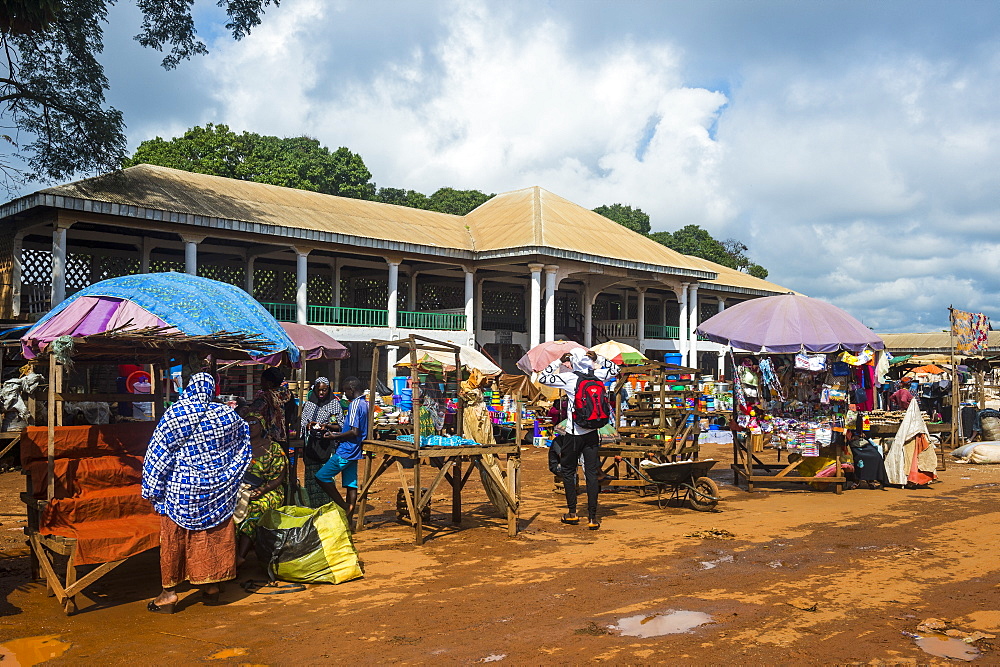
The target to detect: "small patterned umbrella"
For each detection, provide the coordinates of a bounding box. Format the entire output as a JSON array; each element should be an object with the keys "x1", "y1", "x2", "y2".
[{"x1": 590, "y1": 340, "x2": 646, "y2": 366}]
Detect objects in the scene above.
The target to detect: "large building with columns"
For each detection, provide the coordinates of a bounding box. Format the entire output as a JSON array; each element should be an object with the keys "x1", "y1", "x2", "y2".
[{"x1": 0, "y1": 164, "x2": 793, "y2": 379}]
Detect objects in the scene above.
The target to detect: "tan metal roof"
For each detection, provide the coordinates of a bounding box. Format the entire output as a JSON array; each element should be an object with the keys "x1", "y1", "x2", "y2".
[
  {"x1": 464, "y1": 186, "x2": 710, "y2": 274},
  {"x1": 41, "y1": 164, "x2": 471, "y2": 250},
  {"x1": 879, "y1": 331, "x2": 1000, "y2": 353},
  {"x1": 31, "y1": 165, "x2": 799, "y2": 292}
]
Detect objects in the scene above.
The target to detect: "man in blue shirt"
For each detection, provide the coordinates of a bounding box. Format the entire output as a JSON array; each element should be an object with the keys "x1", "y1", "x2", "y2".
[{"x1": 315, "y1": 376, "x2": 368, "y2": 518}]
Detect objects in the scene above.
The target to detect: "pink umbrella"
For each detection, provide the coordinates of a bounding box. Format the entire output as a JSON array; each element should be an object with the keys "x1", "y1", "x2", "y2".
[
  {"x1": 516, "y1": 340, "x2": 587, "y2": 373},
  {"x1": 696, "y1": 294, "x2": 884, "y2": 354},
  {"x1": 279, "y1": 322, "x2": 349, "y2": 360}
]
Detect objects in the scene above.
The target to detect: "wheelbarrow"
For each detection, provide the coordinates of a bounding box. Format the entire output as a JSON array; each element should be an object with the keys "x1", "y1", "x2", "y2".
[{"x1": 623, "y1": 459, "x2": 720, "y2": 511}]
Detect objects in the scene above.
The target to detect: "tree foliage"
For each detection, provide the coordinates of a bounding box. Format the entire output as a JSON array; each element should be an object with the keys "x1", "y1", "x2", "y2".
[
  {"x1": 0, "y1": 0, "x2": 278, "y2": 190},
  {"x1": 648, "y1": 224, "x2": 768, "y2": 278},
  {"x1": 593, "y1": 203, "x2": 651, "y2": 235},
  {"x1": 375, "y1": 185, "x2": 492, "y2": 215},
  {"x1": 125, "y1": 124, "x2": 375, "y2": 198}
]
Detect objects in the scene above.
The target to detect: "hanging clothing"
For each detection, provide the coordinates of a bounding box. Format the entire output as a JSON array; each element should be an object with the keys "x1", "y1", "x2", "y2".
[
  {"x1": 142, "y1": 373, "x2": 251, "y2": 531},
  {"x1": 461, "y1": 388, "x2": 496, "y2": 445}
]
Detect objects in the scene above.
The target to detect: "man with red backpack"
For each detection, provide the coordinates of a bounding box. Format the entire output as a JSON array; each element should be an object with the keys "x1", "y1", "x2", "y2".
[{"x1": 538, "y1": 347, "x2": 619, "y2": 530}]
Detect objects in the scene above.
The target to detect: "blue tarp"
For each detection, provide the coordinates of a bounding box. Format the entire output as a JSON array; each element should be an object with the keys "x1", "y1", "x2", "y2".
[{"x1": 27, "y1": 273, "x2": 300, "y2": 364}]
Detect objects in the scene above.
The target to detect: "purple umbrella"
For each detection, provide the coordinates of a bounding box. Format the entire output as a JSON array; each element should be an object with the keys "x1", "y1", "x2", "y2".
[{"x1": 696, "y1": 294, "x2": 884, "y2": 354}]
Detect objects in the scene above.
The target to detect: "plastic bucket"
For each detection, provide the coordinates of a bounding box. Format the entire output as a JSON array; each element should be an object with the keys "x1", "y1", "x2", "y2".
[
  {"x1": 392, "y1": 376, "x2": 408, "y2": 395},
  {"x1": 664, "y1": 353, "x2": 683, "y2": 366}
]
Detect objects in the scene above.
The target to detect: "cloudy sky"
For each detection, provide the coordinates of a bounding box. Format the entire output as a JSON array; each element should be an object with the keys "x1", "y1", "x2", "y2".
[{"x1": 91, "y1": 0, "x2": 1000, "y2": 332}]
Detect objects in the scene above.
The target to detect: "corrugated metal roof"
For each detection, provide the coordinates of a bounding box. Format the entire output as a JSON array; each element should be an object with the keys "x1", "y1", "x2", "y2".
[
  {"x1": 30, "y1": 165, "x2": 793, "y2": 293},
  {"x1": 879, "y1": 331, "x2": 1000, "y2": 353},
  {"x1": 464, "y1": 186, "x2": 711, "y2": 274},
  {"x1": 41, "y1": 165, "x2": 471, "y2": 250}
]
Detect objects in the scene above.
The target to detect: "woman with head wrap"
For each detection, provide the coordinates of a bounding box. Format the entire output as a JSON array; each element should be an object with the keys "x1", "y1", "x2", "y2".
[
  {"x1": 234, "y1": 408, "x2": 287, "y2": 564},
  {"x1": 251, "y1": 367, "x2": 294, "y2": 442},
  {"x1": 142, "y1": 372, "x2": 251, "y2": 613},
  {"x1": 300, "y1": 377, "x2": 344, "y2": 508}
]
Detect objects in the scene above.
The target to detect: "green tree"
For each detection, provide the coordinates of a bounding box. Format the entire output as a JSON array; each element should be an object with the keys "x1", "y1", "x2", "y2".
[
  {"x1": 425, "y1": 187, "x2": 492, "y2": 215},
  {"x1": 593, "y1": 203, "x2": 651, "y2": 235},
  {"x1": 0, "y1": 0, "x2": 278, "y2": 189},
  {"x1": 375, "y1": 187, "x2": 430, "y2": 209},
  {"x1": 124, "y1": 124, "x2": 376, "y2": 198},
  {"x1": 649, "y1": 224, "x2": 769, "y2": 278},
  {"x1": 748, "y1": 264, "x2": 769, "y2": 279}
]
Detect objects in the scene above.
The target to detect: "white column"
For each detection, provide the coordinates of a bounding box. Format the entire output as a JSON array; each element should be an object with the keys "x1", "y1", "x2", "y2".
[
  {"x1": 678, "y1": 283, "x2": 689, "y2": 364},
  {"x1": 688, "y1": 283, "x2": 700, "y2": 369},
  {"x1": 295, "y1": 249, "x2": 309, "y2": 325},
  {"x1": 528, "y1": 263, "x2": 543, "y2": 349},
  {"x1": 544, "y1": 265, "x2": 557, "y2": 342},
  {"x1": 718, "y1": 297, "x2": 726, "y2": 313},
  {"x1": 386, "y1": 260, "x2": 400, "y2": 376},
  {"x1": 464, "y1": 268, "x2": 475, "y2": 341},
  {"x1": 180, "y1": 235, "x2": 204, "y2": 276},
  {"x1": 387, "y1": 260, "x2": 400, "y2": 328},
  {"x1": 51, "y1": 224, "x2": 68, "y2": 306},
  {"x1": 583, "y1": 285, "x2": 594, "y2": 347},
  {"x1": 475, "y1": 277, "x2": 484, "y2": 338},
  {"x1": 716, "y1": 297, "x2": 726, "y2": 378},
  {"x1": 11, "y1": 232, "x2": 23, "y2": 317},
  {"x1": 637, "y1": 288, "x2": 647, "y2": 353},
  {"x1": 244, "y1": 255, "x2": 255, "y2": 295},
  {"x1": 140, "y1": 237, "x2": 154, "y2": 274},
  {"x1": 332, "y1": 259, "x2": 342, "y2": 309}
]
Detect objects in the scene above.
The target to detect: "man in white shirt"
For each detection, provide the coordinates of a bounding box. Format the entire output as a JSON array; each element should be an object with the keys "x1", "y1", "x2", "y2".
[{"x1": 538, "y1": 347, "x2": 619, "y2": 529}]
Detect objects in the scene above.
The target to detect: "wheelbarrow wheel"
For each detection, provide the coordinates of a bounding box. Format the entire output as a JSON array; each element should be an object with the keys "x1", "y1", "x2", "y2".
[{"x1": 688, "y1": 477, "x2": 719, "y2": 512}]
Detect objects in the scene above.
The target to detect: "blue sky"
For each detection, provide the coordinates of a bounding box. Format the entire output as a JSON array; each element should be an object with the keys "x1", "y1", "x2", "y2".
[{"x1": 85, "y1": 1, "x2": 1000, "y2": 332}]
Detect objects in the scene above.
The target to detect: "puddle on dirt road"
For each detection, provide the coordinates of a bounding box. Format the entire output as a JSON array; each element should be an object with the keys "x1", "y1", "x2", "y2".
[
  {"x1": 914, "y1": 636, "x2": 980, "y2": 661},
  {"x1": 207, "y1": 647, "x2": 249, "y2": 660},
  {"x1": 613, "y1": 610, "x2": 713, "y2": 638},
  {"x1": 0, "y1": 635, "x2": 71, "y2": 666},
  {"x1": 699, "y1": 555, "x2": 733, "y2": 570}
]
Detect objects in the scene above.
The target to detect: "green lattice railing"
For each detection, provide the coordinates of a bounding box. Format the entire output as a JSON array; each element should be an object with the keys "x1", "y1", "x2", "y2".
[
  {"x1": 262, "y1": 302, "x2": 465, "y2": 331},
  {"x1": 645, "y1": 324, "x2": 680, "y2": 339}
]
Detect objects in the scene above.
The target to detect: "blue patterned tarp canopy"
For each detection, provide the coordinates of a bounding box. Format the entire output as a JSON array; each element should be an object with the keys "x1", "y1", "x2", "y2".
[{"x1": 29, "y1": 273, "x2": 300, "y2": 364}]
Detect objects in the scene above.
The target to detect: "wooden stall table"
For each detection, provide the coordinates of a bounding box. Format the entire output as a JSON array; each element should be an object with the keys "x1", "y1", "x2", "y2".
[
  {"x1": 732, "y1": 430, "x2": 847, "y2": 494},
  {"x1": 353, "y1": 439, "x2": 521, "y2": 545},
  {"x1": 358, "y1": 334, "x2": 520, "y2": 545}
]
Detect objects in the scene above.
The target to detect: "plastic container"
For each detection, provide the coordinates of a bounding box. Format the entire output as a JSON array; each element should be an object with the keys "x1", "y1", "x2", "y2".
[
  {"x1": 395, "y1": 388, "x2": 413, "y2": 411},
  {"x1": 392, "y1": 376, "x2": 408, "y2": 395},
  {"x1": 664, "y1": 353, "x2": 683, "y2": 366}
]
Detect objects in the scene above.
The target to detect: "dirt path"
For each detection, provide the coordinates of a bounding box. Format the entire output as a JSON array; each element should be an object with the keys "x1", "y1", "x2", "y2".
[{"x1": 2, "y1": 442, "x2": 999, "y2": 665}]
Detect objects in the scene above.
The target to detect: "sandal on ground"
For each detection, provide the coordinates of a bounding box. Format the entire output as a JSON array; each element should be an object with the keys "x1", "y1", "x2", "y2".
[
  {"x1": 561, "y1": 514, "x2": 580, "y2": 525},
  {"x1": 587, "y1": 520, "x2": 601, "y2": 531},
  {"x1": 147, "y1": 600, "x2": 177, "y2": 614}
]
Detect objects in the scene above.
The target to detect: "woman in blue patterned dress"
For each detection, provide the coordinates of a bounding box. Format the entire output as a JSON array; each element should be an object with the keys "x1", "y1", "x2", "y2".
[{"x1": 142, "y1": 372, "x2": 251, "y2": 613}]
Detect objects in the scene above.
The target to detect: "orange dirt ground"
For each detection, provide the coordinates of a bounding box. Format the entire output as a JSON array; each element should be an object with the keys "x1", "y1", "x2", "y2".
[{"x1": 2, "y1": 440, "x2": 1000, "y2": 665}]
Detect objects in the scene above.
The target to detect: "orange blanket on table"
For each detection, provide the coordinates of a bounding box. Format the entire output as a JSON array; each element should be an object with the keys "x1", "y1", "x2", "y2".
[{"x1": 21, "y1": 423, "x2": 160, "y2": 565}]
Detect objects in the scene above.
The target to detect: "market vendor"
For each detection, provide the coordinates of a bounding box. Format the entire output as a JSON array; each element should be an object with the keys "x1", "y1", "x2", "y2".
[
  {"x1": 314, "y1": 376, "x2": 368, "y2": 518},
  {"x1": 300, "y1": 377, "x2": 344, "y2": 508},
  {"x1": 890, "y1": 381, "x2": 914, "y2": 410},
  {"x1": 235, "y1": 409, "x2": 288, "y2": 566}
]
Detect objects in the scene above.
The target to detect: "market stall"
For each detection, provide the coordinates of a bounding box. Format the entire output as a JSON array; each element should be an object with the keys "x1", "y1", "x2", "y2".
[
  {"x1": 20, "y1": 327, "x2": 274, "y2": 614},
  {"x1": 697, "y1": 294, "x2": 889, "y2": 493},
  {"x1": 17, "y1": 272, "x2": 298, "y2": 614},
  {"x1": 354, "y1": 335, "x2": 520, "y2": 545}
]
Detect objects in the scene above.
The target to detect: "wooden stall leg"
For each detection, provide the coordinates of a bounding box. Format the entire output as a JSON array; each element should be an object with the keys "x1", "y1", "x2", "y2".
[
  {"x1": 451, "y1": 459, "x2": 462, "y2": 525},
  {"x1": 507, "y1": 454, "x2": 519, "y2": 537},
  {"x1": 394, "y1": 460, "x2": 420, "y2": 544},
  {"x1": 63, "y1": 549, "x2": 77, "y2": 614},
  {"x1": 355, "y1": 454, "x2": 374, "y2": 532},
  {"x1": 414, "y1": 456, "x2": 423, "y2": 546}
]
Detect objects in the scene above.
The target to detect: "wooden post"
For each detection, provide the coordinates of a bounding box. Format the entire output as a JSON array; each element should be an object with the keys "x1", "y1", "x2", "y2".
[
  {"x1": 408, "y1": 337, "x2": 422, "y2": 545},
  {"x1": 949, "y1": 307, "x2": 959, "y2": 448},
  {"x1": 46, "y1": 355, "x2": 57, "y2": 501},
  {"x1": 506, "y1": 453, "x2": 518, "y2": 536},
  {"x1": 452, "y1": 459, "x2": 462, "y2": 524}
]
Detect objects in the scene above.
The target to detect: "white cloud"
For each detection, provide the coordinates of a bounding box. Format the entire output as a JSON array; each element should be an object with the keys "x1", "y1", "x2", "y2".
[{"x1": 118, "y1": 0, "x2": 1000, "y2": 334}]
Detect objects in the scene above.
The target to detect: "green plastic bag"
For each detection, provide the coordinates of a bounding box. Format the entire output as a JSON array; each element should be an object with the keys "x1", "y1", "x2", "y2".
[{"x1": 255, "y1": 503, "x2": 363, "y2": 585}]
